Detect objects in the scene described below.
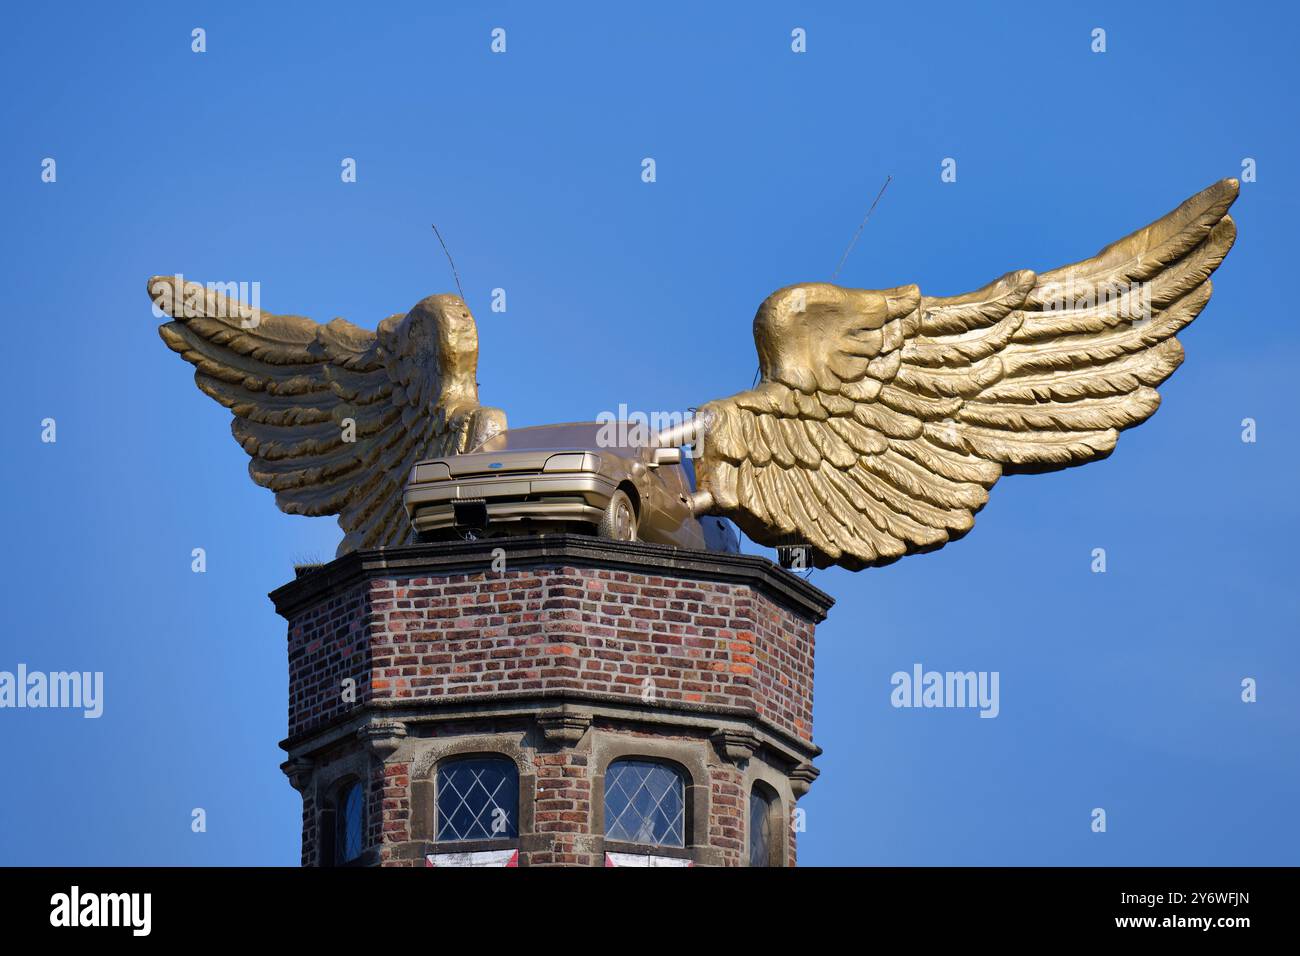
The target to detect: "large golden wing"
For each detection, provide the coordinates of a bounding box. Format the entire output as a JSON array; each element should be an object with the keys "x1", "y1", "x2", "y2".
[
  {"x1": 695, "y1": 178, "x2": 1238, "y2": 569},
  {"x1": 150, "y1": 276, "x2": 507, "y2": 554}
]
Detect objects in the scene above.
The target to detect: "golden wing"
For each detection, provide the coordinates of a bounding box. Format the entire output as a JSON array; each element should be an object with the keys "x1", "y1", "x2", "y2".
[
  {"x1": 694, "y1": 178, "x2": 1238, "y2": 569},
  {"x1": 149, "y1": 276, "x2": 507, "y2": 555}
]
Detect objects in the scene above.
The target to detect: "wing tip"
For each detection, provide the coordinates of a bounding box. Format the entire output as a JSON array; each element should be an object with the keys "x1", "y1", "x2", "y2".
[
  {"x1": 147, "y1": 274, "x2": 178, "y2": 313},
  {"x1": 1201, "y1": 177, "x2": 1240, "y2": 215}
]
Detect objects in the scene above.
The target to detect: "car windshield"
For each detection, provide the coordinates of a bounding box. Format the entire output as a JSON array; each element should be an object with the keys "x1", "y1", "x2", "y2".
[{"x1": 474, "y1": 422, "x2": 609, "y2": 454}]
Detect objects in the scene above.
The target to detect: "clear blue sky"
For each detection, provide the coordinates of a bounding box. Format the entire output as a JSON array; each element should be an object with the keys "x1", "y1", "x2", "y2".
[{"x1": 1, "y1": 1, "x2": 1295, "y2": 865}]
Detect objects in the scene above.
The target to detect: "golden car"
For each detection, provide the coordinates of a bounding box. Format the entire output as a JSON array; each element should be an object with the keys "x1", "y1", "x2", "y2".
[{"x1": 403, "y1": 422, "x2": 738, "y2": 553}]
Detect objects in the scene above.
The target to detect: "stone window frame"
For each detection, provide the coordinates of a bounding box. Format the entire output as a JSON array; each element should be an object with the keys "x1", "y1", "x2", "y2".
[
  {"x1": 433, "y1": 754, "x2": 521, "y2": 843},
  {"x1": 332, "y1": 777, "x2": 367, "y2": 866},
  {"x1": 409, "y1": 735, "x2": 535, "y2": 857},
  {"x1": 591, "y1": 734, "x2": 709, "y2": 863},
  {"x1": 314, "y1": 748, "x2": 375, "y2": 867},
  {"x1": 744, "y1": 763, "x2": 790, "y2": 867},
  {"x1": 746, "y1": 779, "x2": 781, "y2": 867}
]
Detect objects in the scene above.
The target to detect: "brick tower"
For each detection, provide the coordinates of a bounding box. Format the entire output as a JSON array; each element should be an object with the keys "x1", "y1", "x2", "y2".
[{"x1": 271, "y1": 535, "x2": 832, "y2": 867}]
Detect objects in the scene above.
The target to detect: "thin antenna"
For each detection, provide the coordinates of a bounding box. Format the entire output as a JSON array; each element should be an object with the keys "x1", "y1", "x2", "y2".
[
  {"x1": 749, "y1": 175, "x2": 893, "y2": 389},
  {"x1": 831, "y1": 175, "x2": 892, "y2": 282},
  {"x1": 431, "y1": 224, "x2": 466, "y2": 301}
]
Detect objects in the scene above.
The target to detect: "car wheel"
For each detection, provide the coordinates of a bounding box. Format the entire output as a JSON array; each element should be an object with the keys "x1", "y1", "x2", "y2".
[{"x1": 597, "y1": 489, "x2": 638, "y2": 542}]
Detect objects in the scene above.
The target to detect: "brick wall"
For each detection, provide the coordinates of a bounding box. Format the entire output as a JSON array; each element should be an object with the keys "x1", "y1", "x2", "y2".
[
  {"x1": 285, "y1": 566, "x2": 817, "y2": 744},
  {"x1": 527, "y1": 748, "x2": 594, "y2": 867},
  {"x1": 285, "y1": 581, "x2": 368, "y2": 739}
]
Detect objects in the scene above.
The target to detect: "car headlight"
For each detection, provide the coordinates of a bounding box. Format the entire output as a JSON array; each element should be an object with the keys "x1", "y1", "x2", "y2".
[
  {"x1": 543, "y1": 453, "x2": 599, "y2": 473},
  {"x1": 410, "y1": 462, "x2": 451, "y2": 483}
]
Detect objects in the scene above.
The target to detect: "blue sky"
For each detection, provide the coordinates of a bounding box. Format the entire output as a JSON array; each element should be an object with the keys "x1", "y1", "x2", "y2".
[{"x1": 1, "y1": 1, "x2": 1295, "y2": 865}]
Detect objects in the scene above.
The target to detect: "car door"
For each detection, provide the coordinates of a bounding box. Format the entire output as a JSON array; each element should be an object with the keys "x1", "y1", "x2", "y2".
[{"x1": 641, "y1": 450, "x2": 704, "y2": 549}]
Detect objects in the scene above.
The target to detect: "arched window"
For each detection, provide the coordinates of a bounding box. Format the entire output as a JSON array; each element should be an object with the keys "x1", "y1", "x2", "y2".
[
  {"x1": 604, "y1": 759, "x2": 686, "y2": 848},
  {"x1": 335, "y1": 780, "x2": 364, "y2": 865},
  {"x1": 748, "y1": 783, "x2": 780, "y2": 867},
  {"x1": 436, "y1": 755, "x2": 519, "y2": 841}
]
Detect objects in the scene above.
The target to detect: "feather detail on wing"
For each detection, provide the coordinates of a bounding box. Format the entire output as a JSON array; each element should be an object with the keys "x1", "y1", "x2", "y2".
[
  {"x1": 695, "y1": 178, "x2": 1238, "y2": 569},
  {"x1": 150, "y1": 276, "x2": 506, "y2": 555}
]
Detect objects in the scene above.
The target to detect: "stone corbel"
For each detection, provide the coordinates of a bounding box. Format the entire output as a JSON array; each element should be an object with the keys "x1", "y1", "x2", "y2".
[
  {"x1": 711, "y1": 728, "x2": 760, "y2": 764},
  {"x1": 280, "y1": 757, "x2": 314, "y2": 793},
  {"x1": 789, "y1": 762, "x2": 820, "y2": 798},
  {"x1": 357, "y1": 718, "x2": 408, "y2": 760},
  {"x1": 537, "y1": 710, "x2": 592, "y2": 745}
]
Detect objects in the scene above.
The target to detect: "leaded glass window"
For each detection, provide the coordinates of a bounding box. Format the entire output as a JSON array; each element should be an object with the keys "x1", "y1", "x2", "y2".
[
  {"x1": 748, "y1": 785, "x2": 777, "y2": 867},
  {"x1": 604, "y1": 759, "x2": 686, "y2": 847},
  {"x1": 437, "y1": 756, "x2": 519, "y2": 841},
  {"x1": 336, "y1": 781, "x2": 364, "y2": 864}
]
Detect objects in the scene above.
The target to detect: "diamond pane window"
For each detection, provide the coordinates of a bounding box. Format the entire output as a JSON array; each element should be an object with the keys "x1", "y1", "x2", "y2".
[
  {"x1": 336, "y1": 781, "x2": 364, "y2": 864},
  {"x1": 748, "y1": 786, "x2": 776, "y2": 867},
  {"x1": 437, "y1": 756, "x2": 519, "y2": 841},
  {"x1": 604, "y1": 759, "x2": 686, "y2": 848}
]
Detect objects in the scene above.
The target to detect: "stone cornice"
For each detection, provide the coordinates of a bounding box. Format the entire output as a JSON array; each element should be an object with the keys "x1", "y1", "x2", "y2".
[
  {"x1": 268, "y1": 533, "x2": 835, "y2": 623},
  {"x1": 280, "y1": 692, "x2": 823, "y2": 768}
]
